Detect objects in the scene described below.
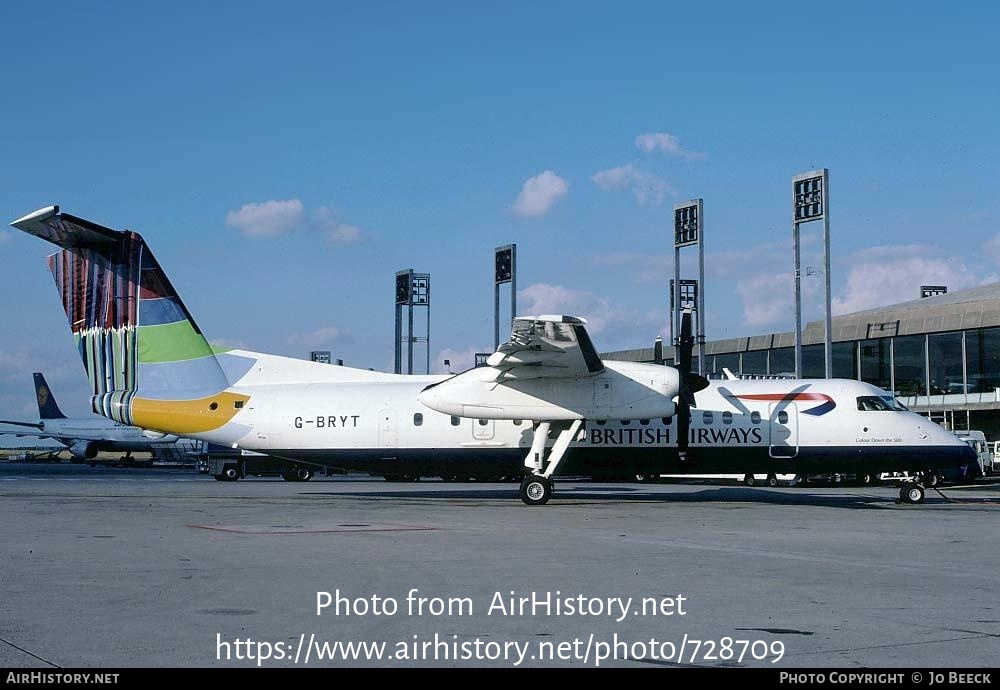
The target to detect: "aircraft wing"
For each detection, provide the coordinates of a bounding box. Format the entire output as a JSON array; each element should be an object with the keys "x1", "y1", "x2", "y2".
[
  {"x1": 0, "y1": 426, "x2": 100, "y2": 444},
  {"x1": 487, "y1": 315, "x2": 604, "y2": 380},
  {"x1": 0, "y1": 419, "x2": 44, "y2": 430}
]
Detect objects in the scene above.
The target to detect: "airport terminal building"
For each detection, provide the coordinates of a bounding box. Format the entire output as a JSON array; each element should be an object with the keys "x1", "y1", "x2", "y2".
[{"x1": 604, "y1": 283, "x2": 1000, "y2": 437}]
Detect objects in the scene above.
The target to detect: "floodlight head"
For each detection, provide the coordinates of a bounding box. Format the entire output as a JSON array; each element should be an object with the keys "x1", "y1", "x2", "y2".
[
  {"x1": 395, "y1": 270, "x2": 412, "y2": 305},
  {"x1": 673, "y1": 200, "x2": 702, "y2": 248},
  {"x1": 793, "y1": 169, "x2": 828, "y2": 223},
  {"x1": 495, "y1": 245, "x2": 514, "y2": 284}
]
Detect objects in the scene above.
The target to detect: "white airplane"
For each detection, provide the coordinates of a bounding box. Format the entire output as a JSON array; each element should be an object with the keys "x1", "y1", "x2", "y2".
[
  {"x1": 0, "y1": 372, "x2": 181, "y2": 463},
  {"x1": 9, "y1": 206, "x2": 976, "y2": 504}
]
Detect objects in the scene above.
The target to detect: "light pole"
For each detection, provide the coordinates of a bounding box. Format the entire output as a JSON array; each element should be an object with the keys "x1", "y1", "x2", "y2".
[
  {"x1": 673, "y1": 200, "x2": 705, "y2": 375},
  {"x1": 792, "y1": 169, "x2": 831, "y2": 378},
  {"x1": 494, "y1": 244, "x2": 516, "y2": 349}
]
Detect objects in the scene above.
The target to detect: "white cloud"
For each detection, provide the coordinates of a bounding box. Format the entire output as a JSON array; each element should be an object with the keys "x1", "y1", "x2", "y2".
[
  {"x1": 226, "y1": 199, "x2": 305, "y2": 237},
  {"x1": 0, "y1": 355, "x2": 84, "y2": 420},
  {"x1": 518, "y1": 283, "x2": 664, "y2": 346},
  {"x1": 634, "y1": 132, "x2": 703, "y2": 159},
  {"x1": 209, "y1": 338, "x2": 253, "y2": 351},
  {"x1": 513, "y1": 170, "x2": 569, "y2": 217},
  {"x1": 0, "y1": 349, "x2": 47, "y2": 384},
  {"x1": 434, "y1": 346, "x2": 487, "y2": 375},
  {"x1": 591, "y1": 164, "x2": 673, "y2": 205},
  {"x1": 287, "y1": 327, "x2": 352, "y2": 348},
  {"x1": 982, "y1": 234, "x2": 1000, "y2": 263},
  {"x1": 832, "y1": 249, "x2": 978, "y2": 315},
  {"x1": 593, "y1": 252, "x2": 671, "y2": 283},
  {"x1": 313, "y1": 206, "x2": 366, "y2": 246},
  {"x1": 737, "y1": 273, "x2": 794, "y2": 329}
]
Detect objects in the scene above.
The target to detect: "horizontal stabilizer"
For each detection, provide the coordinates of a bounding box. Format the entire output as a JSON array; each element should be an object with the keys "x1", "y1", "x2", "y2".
[{"x1": 11, "y1": 206, "x2": 121, "y2": 250}]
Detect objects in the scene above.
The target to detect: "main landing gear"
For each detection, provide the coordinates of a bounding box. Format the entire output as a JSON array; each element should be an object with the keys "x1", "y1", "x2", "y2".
[
  {"x1": 519, "y1": 419, "x2": 582, "y2": 506},
  {"x1": 519, "y1": 475, "x2": 553, "y2": 506},
  {"x1": 897, "y1": 483, "x2": 925, "y2": 505}
]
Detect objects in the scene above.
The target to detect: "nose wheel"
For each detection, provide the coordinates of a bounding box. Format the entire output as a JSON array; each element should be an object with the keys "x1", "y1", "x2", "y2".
[{"x1": 520, "y1": 476, "x2": 553, "y2": 506}]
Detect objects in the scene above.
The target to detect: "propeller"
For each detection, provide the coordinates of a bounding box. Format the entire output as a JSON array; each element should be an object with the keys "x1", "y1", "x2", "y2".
[{"x1": 675, "y1": 309, "x2": 709, "y2": 461}]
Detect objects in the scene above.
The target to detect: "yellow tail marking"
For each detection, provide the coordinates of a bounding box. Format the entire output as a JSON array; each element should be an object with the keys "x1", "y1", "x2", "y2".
[{"x1": 131, "y1": 392, "x2": 250, "y2": 435}]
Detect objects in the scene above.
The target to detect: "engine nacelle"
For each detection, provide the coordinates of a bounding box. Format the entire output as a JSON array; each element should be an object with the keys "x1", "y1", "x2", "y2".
[{"x1": 69, "y1": 440, "x2": 98, "y2": 461}]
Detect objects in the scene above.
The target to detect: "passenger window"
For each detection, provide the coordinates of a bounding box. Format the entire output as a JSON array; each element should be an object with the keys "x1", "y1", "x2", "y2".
[
  {"x1": 703, "y1": 411, "x2": 713, "y2": 425},
  {"x1": 777, "y1": 410, "x2": 788, "y2": 424},
  {"x1": 413, "y1": 413, "x2": 423, "y2": 426},
  {"x1": 478, "y1": 419, "x2": 489, "y2": 426},
  {"x1": 751, "y1": 411, "x2": 761, "y2": 424},
  {"x1": 722, "y1": 411, "x2": 732, "y2": 425},
  {"x1": 596, "y1": 420, "x2": 607, "y2": 426},
  {"x1": 640, "y1": 419, "x2": 650, "y2": 426},
  {"x1": 234, "y1": 400, "x2": 244, "y2": 409},
  {"x1": 620, "y1": 420, "x2": 631, "y2": 426},
  {"x1": 450, "y1": 416, "x2": 460, "y2": 427},
  {"x1": 661, "y1": 417, "x2": 672, "y2": 425},
  {"x1": 513, "y1": 419, "x2": 522, "y2": 426}
]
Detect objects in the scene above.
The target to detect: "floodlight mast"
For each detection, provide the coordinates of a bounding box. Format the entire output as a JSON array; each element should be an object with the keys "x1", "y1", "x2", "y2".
[
  {"x1": 792, "y1": 169, "x2": 832, "y2": 379},
  {"x1": 494, "y1": 244, "x2": 516, "y2": 350},
  {"x1": 673, "y1": 199, "x2": 704, "y2": 375},
  {"x1": 394, "y1": 269, "x2": 431, "y2": 374}
]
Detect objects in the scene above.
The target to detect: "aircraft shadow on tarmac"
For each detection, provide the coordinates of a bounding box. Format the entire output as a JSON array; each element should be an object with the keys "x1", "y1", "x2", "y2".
[{"x1": 300, "y1": 485, "x2": 956, "y2": 510}]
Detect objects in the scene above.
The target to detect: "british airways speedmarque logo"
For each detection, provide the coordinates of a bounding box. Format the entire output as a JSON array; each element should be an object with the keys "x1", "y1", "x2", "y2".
[{"x1": 730, "y1": 392, "x2": 837, "y2": 416}]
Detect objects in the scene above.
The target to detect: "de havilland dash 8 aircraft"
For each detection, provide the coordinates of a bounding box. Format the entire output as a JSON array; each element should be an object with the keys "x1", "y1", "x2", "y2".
[
  {"x1": 0, "y1": 372, "x2": 182, "y2": 464},
  {"x1": 10, "y1": 206, "x2": 975, "y2": 505}
]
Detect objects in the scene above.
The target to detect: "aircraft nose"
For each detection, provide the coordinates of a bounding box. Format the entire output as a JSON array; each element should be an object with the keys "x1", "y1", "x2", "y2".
[{"x1": 416, "y1": 388, "x2": 435, "y2": 409}]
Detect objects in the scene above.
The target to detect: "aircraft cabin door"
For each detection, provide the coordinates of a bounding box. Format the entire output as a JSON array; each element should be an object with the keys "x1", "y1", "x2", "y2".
[
  {"x1": 378, "y1": 409, "x2": 397, "y2": 448},
  {"x1": 472, "y1": 418, "x2": 495, "y2": 440},
  {"x1": 768, "y1": 403, "x2": 798, "y2": 458}
]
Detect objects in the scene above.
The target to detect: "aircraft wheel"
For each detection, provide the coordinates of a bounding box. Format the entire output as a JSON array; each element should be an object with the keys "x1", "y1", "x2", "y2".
[
  {"x1": 924, "y1": 471, "x2": 939, "y2": 488},
  {"x1": 857, "y1": 473, "x2": 873, "y2": 486},
  {"x1": 520, "y1": 476, "x2": 552, "y2": 506},
  {"x1": 900, "y1": 484, "x2": 924, "y2": 504},
  {"x1": 296, "y1": 467, "x2": 313, "y2": 481},
  {"x1": 221, "y1": 465, "x2": 239, "y2": 481},
  {"x1": 767, "y1": 474, "x2": 779, "y2": 487},
  {"x1": 744, "y1": 474, "x2": 756, "y2": 487}
]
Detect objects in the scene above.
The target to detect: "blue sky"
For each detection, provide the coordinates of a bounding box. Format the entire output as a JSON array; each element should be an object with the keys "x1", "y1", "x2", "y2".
[{"x1": 1, "y1": 1, "x2": 999, "y2": 419}]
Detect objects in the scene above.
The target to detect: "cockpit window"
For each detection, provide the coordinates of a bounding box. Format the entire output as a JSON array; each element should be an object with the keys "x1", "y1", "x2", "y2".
[{"x1": 857, "y1": 395, "x2": 908, "y2": 411}]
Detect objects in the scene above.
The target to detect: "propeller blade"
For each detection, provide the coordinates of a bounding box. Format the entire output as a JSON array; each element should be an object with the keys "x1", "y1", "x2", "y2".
[{"x1": 676, "y1": 310, "x2": 694, "y2": 458}]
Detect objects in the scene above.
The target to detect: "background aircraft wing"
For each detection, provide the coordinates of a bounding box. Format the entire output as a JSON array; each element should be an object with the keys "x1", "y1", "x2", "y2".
[
  {"x1": 0, "y1": 426, "x2": 102, "y2": 444},
  {"x1": 0, "y1": 419, "x2": 44, "y2": 430},
  {"x1": 487, "y1": 315, "x2": 604, "y2": 379}
]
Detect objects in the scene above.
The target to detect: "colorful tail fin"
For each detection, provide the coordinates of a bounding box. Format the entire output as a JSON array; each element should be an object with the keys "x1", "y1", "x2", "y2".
[
  {"x1": 11, "y1": 206, "x2": 247, "y2": 434},
  {"x1": 33, "y1": 373, "x2": 67, "y2": 420}
]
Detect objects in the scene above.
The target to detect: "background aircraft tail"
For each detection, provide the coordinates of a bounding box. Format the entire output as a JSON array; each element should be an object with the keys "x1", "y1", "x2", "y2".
[
  {"x1": 11, "y1": 207, "x2": 246, "y2": 435},
  {"x1": 33, "y1": 372, "x2": 67, "y2": 420}
]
